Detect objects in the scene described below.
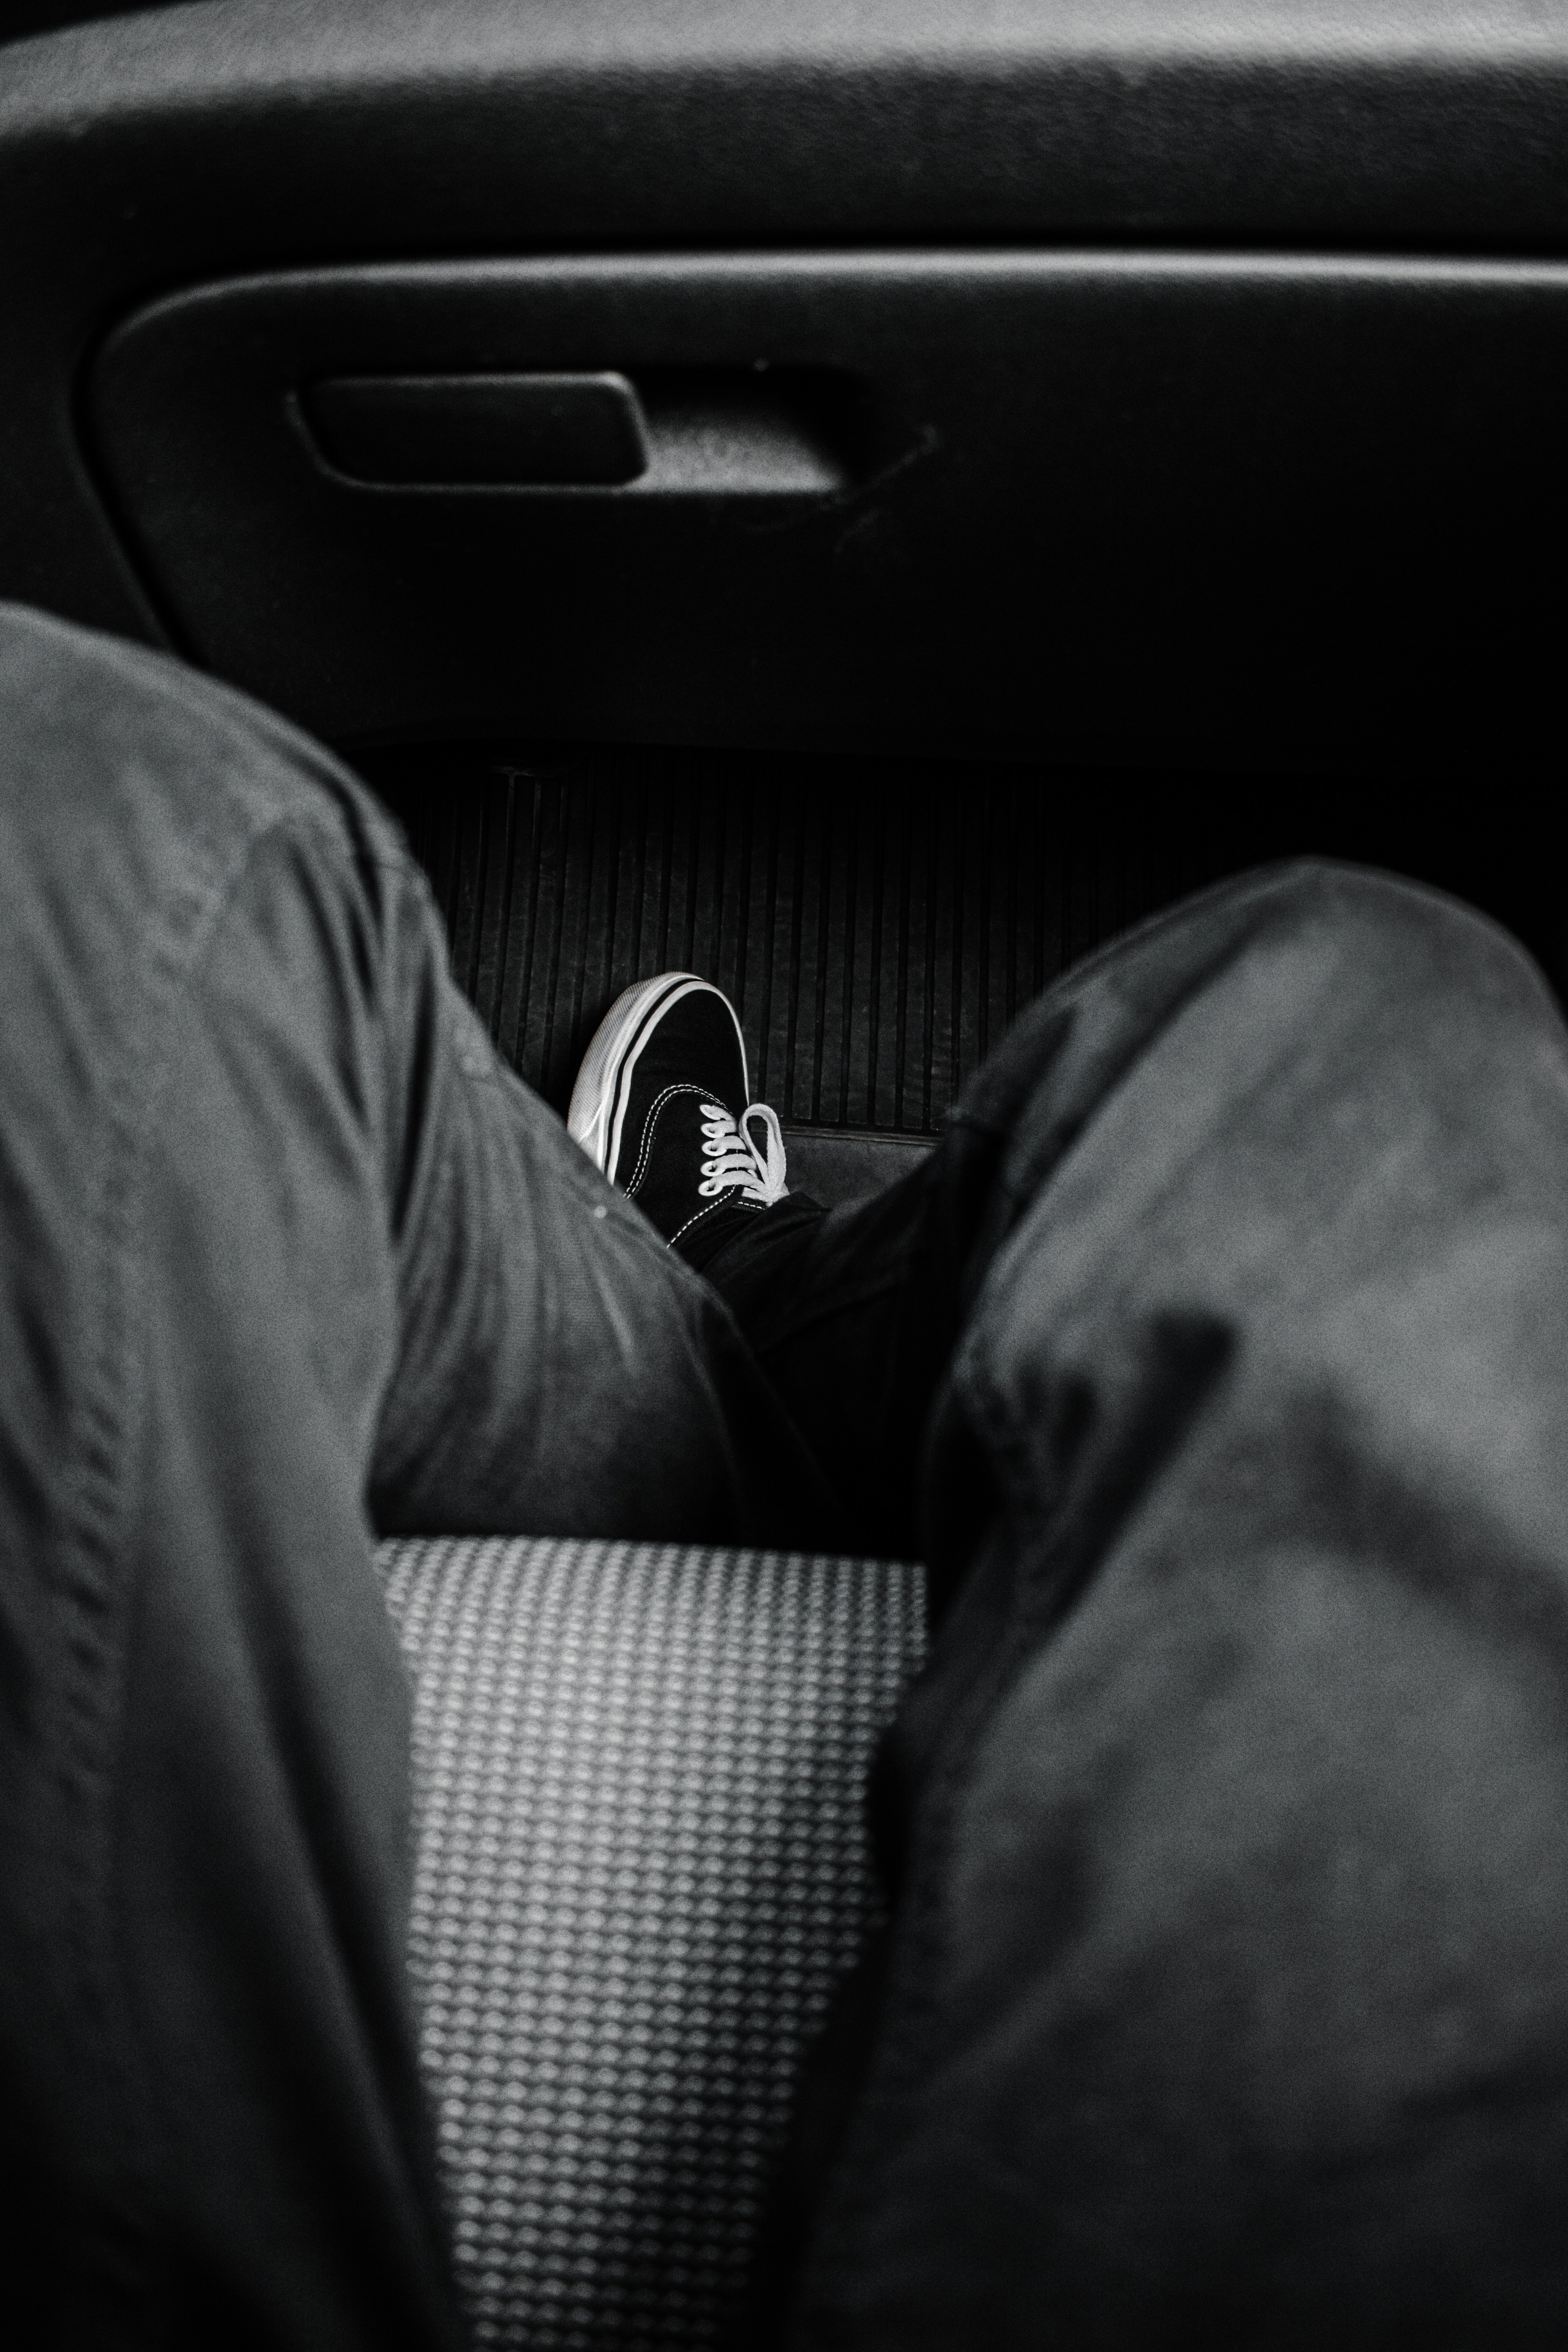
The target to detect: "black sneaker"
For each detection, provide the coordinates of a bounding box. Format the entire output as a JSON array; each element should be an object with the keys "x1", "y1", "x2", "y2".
[{"x1": 568, "y1": 972, "x2": 788, "y2": 1256}]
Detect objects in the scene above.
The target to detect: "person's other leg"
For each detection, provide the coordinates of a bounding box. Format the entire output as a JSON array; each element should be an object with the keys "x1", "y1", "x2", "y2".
[
  {"x1": 692, "y1": 1163, "x2": 963, "y2": 1561},
  {"x1": 762, "y1": 860, "x2": 1568, "y2": 2343},
  {"x1": 0, "y1": 603, "x2": 825, "y2": 2350}
]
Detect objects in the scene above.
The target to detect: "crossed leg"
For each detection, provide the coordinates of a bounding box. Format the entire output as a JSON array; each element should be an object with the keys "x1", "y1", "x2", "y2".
[
  {"x1": 0, "y1": 605, "x2": 823, "y2": 2349},
  {"x1": 741, "y1": 862, "x2": 1568, "y2": 2345},
  {"x1": 6, "y1": 600, "x2": 1568, "y2": 2348}
]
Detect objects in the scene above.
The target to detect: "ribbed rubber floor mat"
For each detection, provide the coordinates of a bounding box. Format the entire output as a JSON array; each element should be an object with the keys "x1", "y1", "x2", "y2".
[
  {"x1": 367, "y1": 744, "x2": 1568, "y2": 1145},
  {"x1": 379, "y1": 1535, "x2": 926, "y2": 2352},
  {"x1": 376, "y1": 747, "x2": 1194, "y2": 1132}
]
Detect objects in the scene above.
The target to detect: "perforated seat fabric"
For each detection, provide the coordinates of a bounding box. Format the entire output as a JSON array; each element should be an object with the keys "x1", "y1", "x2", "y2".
[{"x1": 377, "y1": 1537, "x2": 926, "y2": 2351}]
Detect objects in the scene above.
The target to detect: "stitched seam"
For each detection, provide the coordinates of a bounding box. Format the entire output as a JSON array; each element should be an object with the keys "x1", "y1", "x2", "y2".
[
  {"x1": 668, "y1": 1198, "x2": 726, "y2": 1249},
  {"x1": 623, "y1": 1082, "x2": 714, "y2": 1200}
]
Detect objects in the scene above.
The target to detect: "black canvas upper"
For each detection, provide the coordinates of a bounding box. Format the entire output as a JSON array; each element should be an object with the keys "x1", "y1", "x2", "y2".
[{"x1": 610, "y1": 984, "x2": 768, "y2": 1259}]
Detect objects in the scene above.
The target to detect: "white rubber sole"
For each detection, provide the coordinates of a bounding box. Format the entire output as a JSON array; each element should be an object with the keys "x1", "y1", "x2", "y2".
[{"x1": 566, "y1": 973, "x2": 750, "y2": 1180}]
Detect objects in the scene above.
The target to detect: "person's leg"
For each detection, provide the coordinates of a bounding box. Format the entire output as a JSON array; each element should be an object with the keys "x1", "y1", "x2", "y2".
[
  {"x1": 692, "y1": 1163, "x2": 964, "y2": 1561},
  {"x1": 740, "y1": 859, "x2": 1568, "y2": 2343},
  {"x1": 0, "y1": 603, "x2": 826, "y2": 2350}
]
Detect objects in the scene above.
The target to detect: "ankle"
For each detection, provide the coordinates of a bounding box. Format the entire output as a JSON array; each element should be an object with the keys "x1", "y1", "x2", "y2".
[{"x1": 681, "y1": 1189, "x2": 824, "y2": 1280}]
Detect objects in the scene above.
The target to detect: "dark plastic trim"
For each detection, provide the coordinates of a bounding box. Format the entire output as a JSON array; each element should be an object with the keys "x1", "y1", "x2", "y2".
[
  {"x1": 85, "y1": 249, "x2": 1568, "y2": 767},
  {"x1": 9, "y1": 0, "x2": 1568, "y2": 671},
  {"x1": 303, "y1": 374, "x2": 651, "y2": 489}
]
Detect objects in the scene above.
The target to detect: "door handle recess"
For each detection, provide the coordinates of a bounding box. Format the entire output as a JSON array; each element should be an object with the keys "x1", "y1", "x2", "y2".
[
  {"x1": 307, "y1": 373, "x2": 647, "y2": 486},
  {"x1": 301, "y1": 368, "x2": 864, "y2": 493}
]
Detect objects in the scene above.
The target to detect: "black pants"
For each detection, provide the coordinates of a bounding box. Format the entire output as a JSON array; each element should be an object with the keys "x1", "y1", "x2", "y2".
[{"x1": 3, "y1": 602, "x2": 1567, "y2": 2348}]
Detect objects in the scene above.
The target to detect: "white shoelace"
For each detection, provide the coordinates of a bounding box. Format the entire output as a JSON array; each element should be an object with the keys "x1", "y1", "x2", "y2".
[{"x1": 697, "y1": 1101, "x2": 789, "y2": 1206}]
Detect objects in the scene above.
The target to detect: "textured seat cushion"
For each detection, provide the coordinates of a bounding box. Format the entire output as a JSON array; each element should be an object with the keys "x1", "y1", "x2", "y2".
[{"x1": 378, "y1": 1537, "x2": 926, "y2": 2351}]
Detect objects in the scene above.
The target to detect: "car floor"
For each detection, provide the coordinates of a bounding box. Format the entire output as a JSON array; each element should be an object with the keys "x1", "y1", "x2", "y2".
[{"x1": 364, "y1": 744, "x2": 1565, "y2": 1206}]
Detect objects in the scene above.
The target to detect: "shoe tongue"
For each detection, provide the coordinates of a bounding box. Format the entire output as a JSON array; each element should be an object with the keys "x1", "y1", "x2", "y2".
[
  {"x1": 701, "y1": 1096, "x2": 753, "y2": 1164},
  {"x1": 627, "y1": 1085, "x2": 758, "y2": 1251},
  {"x1": 689, "y1": 1091, "x2": 755, "y2": 1176}
]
